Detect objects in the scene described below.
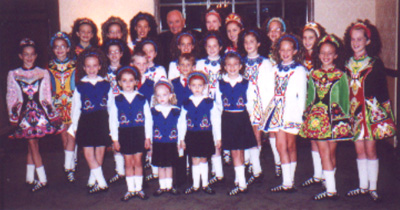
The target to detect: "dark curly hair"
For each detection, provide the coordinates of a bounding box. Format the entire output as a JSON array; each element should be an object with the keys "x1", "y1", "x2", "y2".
[
  {"x1": 75, "y1": 48, "x2": 108, "y2": 83},
  {"x1": 101, "y1": 16, "x2": 128, "y2": 43},
  {"x1": 221, "y1": 51, "x2": 245, "y2": 75},
  {"x1": 237, "y1": 27, "x2": 266, "y2": 58},
  {"x1": 71, "y1": 18, "x2": 99, "y2": 48},
  {"x1": 199, "y1": 31, "x2": 224, "y2": 58},
  {"x1": 272, "y1": 33, "x2": 304, "y2": 64},
  {"x1": 129, "y1": 12, "x2": 158, "y2": 43},
  {"x1": 116, "y1": 66, "x2": 142, "y2": 88},
  {"x1": 343, "y1": 19, "x2": 381, "y2": 60},
  {"x1": 313, "y1": 34, "x2": 344, "y2": 70},
  {"x1": 101, "y1": 39, "x2": 131, "y2": 66},
  {"x1": 302, "y1": 22, "x2": 326, "y2": 57},
  {"x1": 134, "y1": 38, "x2": 162, "y2": 64}
]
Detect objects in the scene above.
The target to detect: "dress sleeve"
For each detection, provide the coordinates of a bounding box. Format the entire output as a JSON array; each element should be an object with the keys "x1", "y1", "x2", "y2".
[
  {"x1": 295, "y1": 68, "x2": 308, "y2": 118},
  {"x1": 214, "y1": 81, "x2": 223, "y2": 112},
  {"x1": 144, "y1": 101, "x2": 152, "y2": 139},
  {"x1": 155, "y1": 66, "x2": 167, "y2": 82},
  {"x1": 246, "y1": 81, "x2": 257, "y2": 116},
  {"x1": 40, "y1": 70, "x2": 56, "y2": 119},
  {"x1": 6, "y1": 71, "x2": 22, "y2": 124},
  {"x1": 68, "y1": 87, "x2": 82, "y2": 137},
  {"x1": 168, "y1": 62, "x2": 179, "y2": 80},
  {"x1": 211, "y1": 101, "x2": 222, "y2": 144},
  {"x1": 178, "y1": 107, "x2": 187, "y2": 143},
  {"x1": 108, "y1": 95, "x2": 119, "y2": 141}
]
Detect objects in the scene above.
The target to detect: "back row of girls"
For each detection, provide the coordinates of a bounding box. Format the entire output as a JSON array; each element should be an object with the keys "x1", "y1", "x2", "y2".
[{"x1": 6, "y1": 7, "x2": 396, "y2": 203}]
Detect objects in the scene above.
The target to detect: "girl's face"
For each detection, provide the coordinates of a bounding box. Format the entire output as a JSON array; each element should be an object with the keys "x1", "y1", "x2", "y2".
[
  {"x1": 319, "y1": 43, "x2": 337, "y2": 69},
  {"x1": 302, "y1": 30, "x2": 317, "y2": 53},
  {"x1": 244, "y1": 34, "x2": 260, "y2": 57},
  {"x1": 142, "y1": 43, "x2": 157, "y2": 64},
  {"x1": 131, "y1": 55, "x2": 148, "y2": 74},
  {"x1": 226, "y1": 22, "x2": 241, "y2": 44},
  {"x1": 206, "y1": 14, "x2": 221, "y2": 31},
  {"x1": 268, "y1": 21, "x2": 283, "y2": 43},
  {"x1": 83, "y1": 56, "x2": 101, "y2": 79},
  {"x1": 76, "y1": 24, "x2": 94, "y2": 43},
  {"x1": 107, "y1": 45, "x2": 123, "y2": 64},
  {"x1": 350, "y1": 29, "x2": 370, "y2": 57},
  {"x1": 107, "y1": 24, "x2": 123, "y2": 39},
  {"x1": 155, "y1": 85, "x2": 172, "y2": 106},
  {"x1": 279, "y1": 40, "x2": 297, "y2": 64},
  {"x1": 135, "y1": 19, "x2": 150, "y2": 40},
  {"x1": 19, "y1": 46, "x2": 37, "y2": 68},
  {"x1": 177, "y1": 36, "x2": 194, "y2": 54},
  {"x1": 178, "y1": 59, "x2": 194, "y2": 77},
  {"x1": 225, "y1": 57, "x2": 242, "y2": 78},
  {"x1": 189, "y1": 78, "x2": 206, "y2": 97},
  {"x1": 206, "y1": 37, "x2": 221, "y2": 58},
  {"x1": 53, "y1": 39, "x2": 70, "y2": 61},
  {"x1": 118, "y1": 72, "x2": 137, "y2": 92}
]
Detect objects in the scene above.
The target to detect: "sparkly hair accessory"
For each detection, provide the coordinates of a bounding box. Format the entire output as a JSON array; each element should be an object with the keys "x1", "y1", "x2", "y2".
[
  {"x1": 303, "y1": 22, "x2": 320, "y2": 38},
  {"x1": 79, "y1": 18, "x2": 92, "y2": 25},
  {"x1": 206, "y1": 9, "x2": 222, "y2": 23},
  {"x1": 176, "y1": 32, "x2": 196, "y2": 45},
  {"x1": 142, "y1": 39, "x2": 158, "y2": 52},
  {"x1": 50, "y1": 32, "x2": 71, "y2": 48},
  {"x1": 19, "y1": 38, "x2": 35, "y2": 46},
  {"x1": 104, "y1": 39, "x2": 125, "y2": 51},
  {"x1": 318, "y1": 34, "x2": 340, "y2": 48},
  {"x1": 188, "y1": 71, "x2": 208, "y2": 84},
  {"x1": 225, "y1": 13, "x2": 243, "y2": 27},
  {"x1": 117, "y1": 66, "x2": 139, "y2": 79},
  {"x1": 154, "y1": 79, "x2": 174, "y2": 92},
  {"x1": 277, "y1": 34, "x2": 299, "y2": 51},
  {"x1": 267, "y1": 17, "x2": 286, "y2": 33},
  {"x1": 351, "y1": 22, "x2": 371, "y2": 39}
]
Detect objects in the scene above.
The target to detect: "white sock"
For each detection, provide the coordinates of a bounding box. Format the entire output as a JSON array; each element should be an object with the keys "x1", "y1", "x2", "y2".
[
  {"x1": 26, "y1": 164, "x2": 35, "y2": 183},
  {"x1": 165, "y1": 178, "x2": 173, "y2": 189},
  {"x1": 290, "y1": 162, "x2": 297, "y2": 183},
  {"x1": 126, "y1": 176, "x2": 135, "y2": 192},
  {"x1": 74, "y1": 145, "x2": 78, "y2": 161},
  {"x1": 134, "y1": 176, "x2": 143, "y2": 192},
  {"x1": 114, "y1": 153, "x2": 125, "y2": 175},
  {"x1": 88, "y1": 170, "x2": 96, "y2": 186},
  {"x1": 357, "y1": 159, "x2": 368, "y2": 189},
  {"x1": 311, "y1": 151, "x2": 322, "y2": 179},
  {"x1": 192, "y1": 165, "x2": 201, "y2": 189},
  {"x1": 234, "y1": 165, "x2": 246, "y2": 189},
  {"x1": 269, "y1": 137, "x2": 281, "y2": 165},
  {"x1": 282, "y1": 163, "x2": 292, "y2": 187},
  {"x1": 249, "y1": 148, "x2": 262, "y2": 176},
  {"x1": 212, "y1": 156, "x2": 224, "y2": 178},
  {"x1": 200, "y1": 162, "x2": 209, "y2": 187},
  {"x1": 36, "y1": 166, "x2": 47, "y2": 183},
  {"x1": 92, "y1": 167, "x2": 107, "y2": 187},
  {"x1": 64, "y1": 150, "x2": 74, "y2": 170},
  {"x1": 324, "y1": 170, "x2": 336, "y2": 193},
  {"x1": 367, "y1": 159, "x2": 379, "y2": 191},
  {"x1": 152, "y1": 165, "x2": 159, "y2": 177},
  {"x1": 244, "y1": 149, "x2": 250, "y2": 165},
  {"x1": 159, "y1": 178, "x2": 165, "y2": 189}
]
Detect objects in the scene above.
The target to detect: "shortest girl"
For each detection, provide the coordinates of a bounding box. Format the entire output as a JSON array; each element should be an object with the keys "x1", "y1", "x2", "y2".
[
  {"x1": 109, "y1": 66, "x2": 151, "y2": 201},
  {"x1": 180, "y1": 71, "x2": 221, "y2": 195},
  {"x1": 147, "y1": 79, "x2": 185, "y2": 196}
]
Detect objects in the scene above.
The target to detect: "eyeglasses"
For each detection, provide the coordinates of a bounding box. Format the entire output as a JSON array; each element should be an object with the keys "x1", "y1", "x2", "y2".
[
  {"x1": 54, "y1": 45, "x2": 67, "y2": 50},
  {"x1": 108, "y1": 50, "x2": 121, "y2": 55}
]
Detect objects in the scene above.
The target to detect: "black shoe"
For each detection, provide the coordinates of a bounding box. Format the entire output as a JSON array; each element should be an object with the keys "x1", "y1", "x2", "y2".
[
  {"x1": 137, "y1": 190, "x2": 149, "y2": 200},
  {"x1": 209, "y1": 176, "x2": 225, "y2": 186},
  {"x1": 247, "y1": 174, "x2": 263, "y2": 186},
  {"x1": 227, "y1": 186, "x2": 248, "y2": 196},
  {"x1": 223, "y1": 152, "x2": 232, "y2": 166},
  {"x1": 109, "y1": 173, "x2": 125, "y2": 184},
  {"x1": 301, "y1": 177, "x2": 321, "y2": 188},
  {"x1": 167, "y1": 188, "x2": 180, "y2": 195},
  {"x1": 313, "y1": 191, "x2": 339, "y2": 200},
  {"x1": 31, "y1": 182, "x2": 47, "y2": 192},
  {"x1": 185, "y1": 186, "x2": 200, "y2": 195},
  {"x1": 202, "y1": 186, "x2": 216, "y2": 195},
  {"x1": 369, "y1": 190, "x2": 382, "y2": 202},
  {"x1": 120, "y1": 192, "x2": 135, "y2": 201},
  {"x1": 153, "y1": 189, "x2": 164, "y2": 197},
  {"x1": 66, "y1": 170, "x2": 76, "y2": 183},
  {"x1": 270, "y1": 184, "x2": 296, "y2": 193},
  {"x1": 89, "y1": 185, "x2": 108, "y2": 194},
  {"x1": 346, "y1": 188, "x2": 368, "y2": 197},
  {"x1": 145, "y1": 174, "x2": 158, "y2": 182},
  {"x1": 275, "y1": 164, "x2": 282, "y2": 178},
  {"x1": 26, "y1": 180, "x2": 38, "y2": 186}
]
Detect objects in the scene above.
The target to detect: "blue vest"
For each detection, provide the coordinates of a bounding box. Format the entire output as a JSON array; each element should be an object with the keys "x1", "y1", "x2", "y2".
[
  {"x1": 171, "y1": 78, "x2": 191, "y2": 107},
  {"x1": 151, "y1": 107, "x2": 181, "y2": 143},
  {"x1": 183, "y1": 98, "x2": 213, "y2": 132},
  {"x1": 77, "y1": 80, "x2": 110, "y2": 114},
  {"x1": 115, "y1": 93, "x2": 146, "y2": 128},
  {"x1": 138, "y1": 79, "x2": 154, "y2": 103},
  {"x1": 219, "y1": 79, "x2": 249, "y2": 111}
]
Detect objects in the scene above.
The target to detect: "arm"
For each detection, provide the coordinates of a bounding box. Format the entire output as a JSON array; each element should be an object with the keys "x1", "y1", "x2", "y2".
[
  {"x1": 144, "y1": 101, "x2": 152, "y2": 149},
  {"x1": 246, "y1": 81, "x2": 257, "y2": 116},
  {"x1": 177, "y1": 108, "x2": 187, "y2": 148},
  {"x1": 67, "y1": 88, "x2": 82, "y2": 137},
  {"x1": 40, "y1": 70, "x2": 56, "y2": 119},
  {"x1": 108, "y1": 95, "x2": 119, "y2": 142},
  {"x1": 211, "y1": 101, "x2": 222, "y2": 147},
  {"x1": 214, "y1": 81, "x2": 223, "y2": 112},
  {"x1": 6, "y1": 71, "x2": 22, "y2": 124}
]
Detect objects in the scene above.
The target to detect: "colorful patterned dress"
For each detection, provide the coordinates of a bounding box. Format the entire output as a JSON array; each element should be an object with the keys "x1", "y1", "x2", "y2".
[
  {"x1": 299, "y1": 67, "x2": 352, "y2": 141},
  {"x1": 346, "y1": 56, "x2": 396, "y2": 140},
  {"x1": 48, "y1": 58, "x2": 76, "y2": 124}
]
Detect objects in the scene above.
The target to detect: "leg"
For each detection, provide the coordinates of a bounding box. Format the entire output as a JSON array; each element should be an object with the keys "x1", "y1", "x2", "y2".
[
  {"x1": 347, "y1": 140, "x2": 369, "y2": 197},
  {"x1": 286, "y1": 132, "x2": 297, "y2": 185},
  {"x1": 302, "y1": 140, "x2": 323, "y2": 187},
  {"x1": 26, "y1": 144, "x2": 35, "y2": 184},
  {"x1": 365, "y1": 140, "x2": 380, "y2": 201},
  {"x1": 83, "y1": 147, "x2": 108, "y2": 192},
  {"x1": 210, "y1": 147, "x2": 224, "y2": 185},
  {"x1": 95, "y1": 146, "x2": 106, "y2": 166},
  {"x1": 228, "y1": 150, "x2": 247, "y2": 196},
  {"x1": 186, "y1": 157, "x2": 201, "y2": 194},
  {"x1": 269, "y1": 132, "x2": 281, "y2": 177},
  {"x1": 28, "y1": 139, "x2": 47, "y2": 192}
]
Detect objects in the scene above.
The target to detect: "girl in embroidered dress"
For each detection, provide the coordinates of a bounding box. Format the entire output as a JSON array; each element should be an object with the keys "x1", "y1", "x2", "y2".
[
  {"x1": 135, "y1": 39, "x2": 167, "y2": 83},
  {"x1": 225, "y1": 13, "x2": 243, "y2": 53},
  {"x1": 68, "y1": 48, "x2": 112, "y2": 194},
  {"x1": 343, "y1": 20, "x2": 396, "y2": 202},
  {"x1": 109, "y1": 66, "x2": 151, "y2": 201},
  {"x1": 71, "y1": 18, "x2": 99, "y2": 56},
  {"x1": 260, "y1": 34, "x2": 307, "y2": 192},
  {"x1": 168, "y1": 31, "x2": 197, "y2": 80},
  {"x1": 300, "y1": 34, "x2": 352, "y2": 200},
  {"x1": 47, "y1": 32, "x2": 78, "y2": 182},
  {"x1": 129, "y1": 12, "x2": 158, "y2": 51}
]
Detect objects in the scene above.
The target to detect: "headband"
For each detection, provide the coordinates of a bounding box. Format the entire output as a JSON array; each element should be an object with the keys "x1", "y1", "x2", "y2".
[
  {"x1": 242, "y1": 29, "x2": 260, "y2": 40},
  {"x1": 188, "y1": 71, "x2": 208, "y2": 84},
  {"x1": 203, "y1": 33, "x2": 223, "y2": 47},
  {"x1": 20, "y1": 38, "x2": 35, "y2": 47},
  {"x1": 351, "y1": 22, "x2": 371, "y2": 39},
  {"x1": 225, "y1": 13, "x2": 243, "y2": 27},
  {"x1": 176, "y1": 32, "x2": 196, "y2": 45},
  {"x1": 277, "y1": 34, "x2": 299, "y2": 51},
  {"x1": 267, "y1": 17, "x2": 286, "y2": 33},
  {"x1": 318, "y1": 34, "x2": 340, "y2": 48},
  {"x1": 223, "y1": 51, "x2": 244, "y2": 63},
  {"x1": 154, "y1": 79, "x2": 174, "y2": 92},
  {"x1": 79, "y1": 18, "x2": 93, "y2": 26},
  {"x1": 104, "y1": 39, "x2": 125, "y2": 52},
  {"x1": 133, "y1": 13, "x2": 152, "y2": 26},
  {"x1": 303, "y1": 22, "x2": 321, "y2": 38},
  {"x1": 50, "y1": 32, "x2": 72, "y2": 48},
  {"x1": 206, "y1": 9, "x2": 222, "y2": 23},
  {"x1": 117, "y1": 66, "x2": 139, "y2": 79},
  {"x1": 141, "y1": 39, "x2": 158, "y2": 53}
]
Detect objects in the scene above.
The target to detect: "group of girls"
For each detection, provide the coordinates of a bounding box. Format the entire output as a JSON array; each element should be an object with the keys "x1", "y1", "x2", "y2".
[{"x1": 6, "y1": 7, "x2": 396, "y2": 204}]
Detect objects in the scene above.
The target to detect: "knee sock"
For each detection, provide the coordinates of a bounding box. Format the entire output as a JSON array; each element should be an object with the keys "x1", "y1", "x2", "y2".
[
  {"x1": 114, "y1": 153, "x2": 125, "y2": 175},
  {"x1": 159, "y1": 178, "x2": 166, "y2": 190},
  {"x1": 126, "y1": 176, "x2": 135, "y2": 192},
  {"x1": 234, "y1": 165, "x2": 246, "y2": 189},
  {"x1": 367, "y1": 159, "x2": 379, "y2": 191},
  {"x1": 165, "y1": 178, "x2": 173, "y2": 189},
  {"x1": 64, "y1": 150, "x2": 74, "y2": 171},
  {"x1": 212, "y1": 156, "x2": 224, "y2": 178},
  {"x1": 249, "y1": 148, "x2": 262, "y2": 176},
  {"x1": 36, "y1": 166, "x2": 47, "y2": 183},
  {"x1": 311, "y1": 151, "x2": 322, "y2": 179},
  {"x1": 244, "y1": 149, "x2": 250, "y2": 165},
  {"x1": 134, "y1": 176, "x2": 143, "y2": 192},
  {"x1": 324, "y1": 170, "x2": 337, "y2": 193},
  {"x1": 88, "y1": 170, "x2": 96, "y2": 186},
  {"x1": 282, "y1": 163, "x2": 292, "y2": 187},
  {"x1": 192, "y1": 165, "x2": 201, "y2": 189},
  {"x1": 26, "y1": 164, "x2": 35, "y2": 183},
  {"x1": 200, "y1": 162, "x2": 209, "y2": 187},
  {"x1": 269, "y1": 137, "x2": 281, "y2": 165},
  {"x1": 357, "y1": 159, "x2": 368, "y2": 189},
  {"x1": 92, "y1": 166, "x2": 107, "y2": 187},
  {"x1": 290, "y1": 162, "x2": 297, "y2": 183},
  {"x1": 152, "y1": 165, "x2": 159, "y2": 177}
]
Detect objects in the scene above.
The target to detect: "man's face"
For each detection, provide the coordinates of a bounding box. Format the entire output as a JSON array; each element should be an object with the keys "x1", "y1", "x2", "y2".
[{"x1": 167, "y1": 11, "x2": 185, "y2": 34}]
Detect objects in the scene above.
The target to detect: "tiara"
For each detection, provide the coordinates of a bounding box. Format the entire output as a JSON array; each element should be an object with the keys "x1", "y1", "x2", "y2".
[
  {"x1": 225, "y1": 13, "x2": 243, "y2": 27},
  {"x1": 303, "y1": 22, "x2": 321, "y2": 38},
  {"x1": 318, "y1": 34, "x2": 340, "y2": 48},
  {"x1": 20, "y1": 38, "x2": 35, "y2": 47},
  {"x1": 206, "y1": 9, "x2": 222, "y2": 22},
  {"x1": 79, "y1": 18, "x2": 92, "y2": 25}
]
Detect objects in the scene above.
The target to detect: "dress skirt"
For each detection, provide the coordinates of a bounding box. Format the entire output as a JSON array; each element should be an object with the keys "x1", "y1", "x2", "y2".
[
  {"x1": 152, "y1": 142, "x2": 178, "y2": 167},
  {"x1": 185, "y1": 130, "x2": 215, "y2": 158},
  {"x1": 76, "y1": 110, "x2": 111, "y2": 147},
  {"x1": 221, "y1": 110, "x2": 257, "y2": 150},
  {"x1": 119, "y1": 126, "x2": 145, "y2": 154}
]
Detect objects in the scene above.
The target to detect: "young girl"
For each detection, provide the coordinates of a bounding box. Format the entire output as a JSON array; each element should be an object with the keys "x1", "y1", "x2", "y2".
[
  {"x1": 71, "y1": 18, "x2": 99, "y2": 56},
  {"x1": 225, "y1": 13, "x2": 243, "y2": 53},
  {"x1": 168, "y1": 31, "x2": 196, "y2": 80},
  {"x1": 181, "y1": 71, "x2": 220, "y2": 195},
  {"x1": 260, "y1": 34, "x2": 307, "y2": 192},
  {"x1": 203, "y1": 8, "x2": 223, "y2": 33},
  {"x1": 47, "y1": 32, "x2": 77, "y2": 182},
  {"x1": 300, "y1": 34, "x2": 352, "y2": 200},
  {"x1": 344, "y1": 20, "x2": 396, "y2": 202},
  {"x1": 148, "y1": 79, "x2": 185, "y2": 196},
  {"x1": 263, "y1": 17, "x2": 287, "y2": 66},
  {"x1": 131, "y1": 51, "x2": 154, "y2": 103},
  {"x1": 68, "y1": 48, "x2": 112, "y2": 193},
  {"x1": 7, "y1": 38, "x2": 63, "y2": 192},
  {"x1": 109, "y1": 66, "x2": 151, "y2": 201},
  {"x1": 129, "y1": 12, "x2": 158, "y2": 51},
  {"x1": 136, "y1": 39, "x2": 167, "y2": 82},
  {"x1": 215, "y1": 51, "x2": 257, "y2": 195},
  {"x1": 171, "y1": 53, "x2": 196, "y2": 107},
  {"x1": 101, "y1": 16, "x2": 128, "y2": 43}
]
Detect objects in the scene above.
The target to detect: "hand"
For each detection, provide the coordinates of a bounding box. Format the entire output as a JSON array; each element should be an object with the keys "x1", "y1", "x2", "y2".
[
  {"x1": 113, "y1": 141, "x2": 121, "y2": 152},
  {"x1": 144, "y1": 138, "x2": 151, "y2": 150},
  {"x1": 180, "y1": 141, "x2": 186, "y2": 150},
  {"x1": 215, "y1": 140, "x2": 221, "y2": 149}
]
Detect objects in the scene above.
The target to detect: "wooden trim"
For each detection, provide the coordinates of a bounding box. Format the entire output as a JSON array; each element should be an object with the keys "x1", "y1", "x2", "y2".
[{"x1": 307, "y1": 0, "x2": 314, "y2": 21}]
